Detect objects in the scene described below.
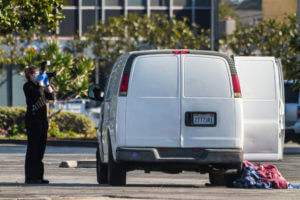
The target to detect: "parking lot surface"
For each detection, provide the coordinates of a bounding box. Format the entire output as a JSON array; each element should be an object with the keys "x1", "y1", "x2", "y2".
[{"x1": 0, "y1": 144, "x2": 300, "y2": 200}]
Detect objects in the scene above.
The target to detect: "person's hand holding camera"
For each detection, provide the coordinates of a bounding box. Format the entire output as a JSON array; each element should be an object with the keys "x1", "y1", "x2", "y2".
[
  {"x1": 35, "y1": 72, "x2": 49, "y2": 86},
  {"x1": 35, "y1": 72, "x2": 53, "y2": 93}
]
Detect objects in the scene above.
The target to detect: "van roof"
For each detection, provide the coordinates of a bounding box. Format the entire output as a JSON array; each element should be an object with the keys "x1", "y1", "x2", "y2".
[{"x1": 123, "y1": 50, "x2": 237, "y2": 75}]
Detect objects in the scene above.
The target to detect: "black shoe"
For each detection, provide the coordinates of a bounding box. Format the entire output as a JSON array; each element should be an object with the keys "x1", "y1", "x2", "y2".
[
  {"x1": 25, "y1": 179, "x2": 42, "y2": 184},
  {"x1": 40, "y1": 179, "x2": 49, "y2": 184}
]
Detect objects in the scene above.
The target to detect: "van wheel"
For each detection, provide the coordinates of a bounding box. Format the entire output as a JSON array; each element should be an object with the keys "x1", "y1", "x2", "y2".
[
  {"x1": 96, "y1": 146, "x2": 108, "y2": 184},
  {"x1": 209, "y1": 170, "x2": 240, "y2": 187},
  {"x1": 107, "y1": 138, "x2": 126, "y2": 186},
  {"x1": 209, "y1": 170, "x2": 226, "y2": 186}
]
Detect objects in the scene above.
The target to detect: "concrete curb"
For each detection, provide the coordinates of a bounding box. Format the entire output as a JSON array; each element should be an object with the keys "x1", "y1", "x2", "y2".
[
  {"x1": 77, "y1": 160, "x2": 96, "y2": 168},
  {"x1": 0, "y1": 139, "x2": 97, "y2": 147},
  {"x1": 59, "y1": 160, "x2": 78, "y2": 168},
  {"x1": 60, "y1": 160, "x2": 96, "y2": 168}
]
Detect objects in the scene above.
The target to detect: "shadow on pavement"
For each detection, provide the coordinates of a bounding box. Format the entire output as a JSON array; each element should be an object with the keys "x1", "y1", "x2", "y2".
[
  {"x1": 124, "y1": 184, "x2": 204, "y2": 188},
  {"x1": 284, "y1": 147, "x2": 300, "y2": 154},
  {"x1": 0, "y1": 182, "x2": 100, "y2": 187},
  {"x1": 0, "y1": 182, "x2": 204, "y2": 188}
]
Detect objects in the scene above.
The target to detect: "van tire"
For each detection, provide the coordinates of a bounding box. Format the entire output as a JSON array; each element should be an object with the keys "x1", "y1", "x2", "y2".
[
  {"x1": 96, "y1": 146, "x2": 108, "y2": 184},
  {"x1": 209, "y1": 170, "x2": 240, "y2": 187},
  {"x1": 209, "y1": 171, "x2": 226, "y2": 186},
  {"x1": 107, "y1": 137, "x2": 126, "y2": 186}
]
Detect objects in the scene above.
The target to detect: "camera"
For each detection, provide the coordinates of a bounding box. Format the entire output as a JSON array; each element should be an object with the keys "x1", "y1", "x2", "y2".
[
  {"x1": 41, "y1": 61, "x2": 56, "y2": 78},
  {"x1": 35, "y1": 61, "x2": 56, "y2": 87}
]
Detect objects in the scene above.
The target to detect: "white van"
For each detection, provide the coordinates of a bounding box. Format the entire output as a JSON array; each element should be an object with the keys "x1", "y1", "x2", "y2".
[{"x1": 88, "y1": 50, "x2": 285, "y2": 186}]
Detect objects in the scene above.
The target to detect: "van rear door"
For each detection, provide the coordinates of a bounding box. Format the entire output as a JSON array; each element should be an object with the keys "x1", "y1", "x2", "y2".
[
  {"x1": 181, "y1": 54, "x2": 240, "y2": 148},
  {"x1": 235, "y1": 56, "x2": 284, "y2": 161},
  {"x1": 125, "y1": 54, "x2": 181, "y2": 147}
]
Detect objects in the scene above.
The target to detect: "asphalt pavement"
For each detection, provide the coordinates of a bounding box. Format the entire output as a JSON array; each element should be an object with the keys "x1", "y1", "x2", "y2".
[{"x1": 0, "y1": 143, "x2": 300, "y2": 200}]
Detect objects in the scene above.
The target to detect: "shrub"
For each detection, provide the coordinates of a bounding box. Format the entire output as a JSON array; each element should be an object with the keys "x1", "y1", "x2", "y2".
[
  {"x1": 51, "y1": 110, "x2": 96, "y2": 138},
  {"x1": 0, "y1": 107, "x2": 96, "y2": 138},
  {"x1": 48, "y1": 121, "x2": 81, "y2": 139},
  {"x1": 0, "y1": 107, "x2": 26, "y2": 135},
  {"x1": 48, "y1": 121, "x2": 62, "y2": 138}
]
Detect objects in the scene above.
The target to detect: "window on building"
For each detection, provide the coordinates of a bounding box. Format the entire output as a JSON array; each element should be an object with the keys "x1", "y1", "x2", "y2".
[
  {"x1": 82, "y1": 0, "x2": 98, "y2": 6},
  {"x1": 173, "y1": 0, "x2": 192, "y2": 6},
  {"x1": 65, "y1": 0, "x2": 78, "y2": 6},
  {"x1": 173, "y1": 10, "x2": 192, "y2": 25},
  {"x1": 128, "y1": 0, "x2": 146, "y2": 6},
  {"x1": 105, "y1": 10, "x2": 123, "y2": 23},
  {"x1": 195, "y1": 0, "x2": 210, "y2": 7},
  {"x1": 151, "y1": 0, "x2": 169, "y2": 6},
  {"x1": 195, "y1": 9, "x2": 210, "y2": 29},
  {"x1": 59, "y1": 10, "x2": 78, "y2": 36},
  {"x1": 151, "y1": 10, "x2": 169, "y2": 17},
  {"x1": 82, "y1": 10, "x2": 96, "y2": 33},
  {"x1": 105, "y1": 0, "x2": 123, "y2": 6},
  {"x1": 128, "y1": 10, "x2": 146, "y2": 16}
]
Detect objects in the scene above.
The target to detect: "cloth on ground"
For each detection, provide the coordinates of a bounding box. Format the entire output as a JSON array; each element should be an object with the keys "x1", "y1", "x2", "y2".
[
  {"x1": 288, "y1": 183, "x2": 300, "y2": 189},
  {"x1": 232, "y1": 164, "x2": 272, "y2": 189},
  {"x1": 243, "y1": 161, "x2": 288, "y2": 189},
  {"x1": 233, "y1": 161, "x2": 289, "y2": 189}
]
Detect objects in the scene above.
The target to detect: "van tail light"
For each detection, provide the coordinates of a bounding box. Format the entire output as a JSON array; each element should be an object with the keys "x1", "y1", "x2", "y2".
[
  {"x1": 172, "y1": 50, "x2": 190, "y2": 54},
  {"x1": 181, "y1": 50, "x2": 190, "y2": 54},
  {"x1": 231, "y1": 75, "x2": 242, "y2": 98},
  {"x1": 119, "y1": 74, "x2": 130, "y2": 96},
  {"x1": 298, "y1": 107, "x2": 300, "y2": 119}
]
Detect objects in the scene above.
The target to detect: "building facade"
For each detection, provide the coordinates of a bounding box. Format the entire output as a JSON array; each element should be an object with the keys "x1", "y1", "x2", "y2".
[
  {"x1": 262, "y1": 0, "x2": 297, "y2": 21},
  {"x1": 59, "y1": 0, "x2": 214, "y2": 36}
]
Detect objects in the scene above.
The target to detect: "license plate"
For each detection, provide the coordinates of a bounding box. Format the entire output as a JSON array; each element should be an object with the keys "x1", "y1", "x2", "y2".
[{"x1": 192, "y1": 113, "x2": 215, "y2": 125}]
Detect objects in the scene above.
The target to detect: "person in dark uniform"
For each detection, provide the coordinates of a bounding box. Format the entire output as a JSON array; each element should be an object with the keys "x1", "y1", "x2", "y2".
[{"x1": 23, "y1": 65, "x2": 54, "y2": 184}]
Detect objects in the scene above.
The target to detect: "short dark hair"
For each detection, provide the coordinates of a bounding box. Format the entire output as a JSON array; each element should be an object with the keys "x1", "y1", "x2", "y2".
[{"x1": 24, "y1": 66, "x2": 38, "y2": 81}]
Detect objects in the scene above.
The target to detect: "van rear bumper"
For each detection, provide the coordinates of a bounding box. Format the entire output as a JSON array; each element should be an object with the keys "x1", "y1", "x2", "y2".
[{"x1": 116, "y1": 147, "x2": 243, "y2": 164}]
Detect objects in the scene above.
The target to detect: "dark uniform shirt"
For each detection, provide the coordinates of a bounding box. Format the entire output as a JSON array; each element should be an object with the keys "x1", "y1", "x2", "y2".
[{"x1": 23, "y1": 81, "x2": 54, "y2": 120}]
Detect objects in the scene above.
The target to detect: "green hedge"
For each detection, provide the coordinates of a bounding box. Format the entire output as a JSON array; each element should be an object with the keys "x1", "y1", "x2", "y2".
[
  {"x1": 0, "y1": 107, "x2": 26, "y2": 136},
  {"x1": 51, "y1": 110, "x2": 95, "y2": 137},
  {"x1": 0, "y1": 107, "x2": 96, "y2": 138}
]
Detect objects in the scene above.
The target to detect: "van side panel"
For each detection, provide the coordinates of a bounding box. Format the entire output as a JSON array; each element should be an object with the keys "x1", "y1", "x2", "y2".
[
  {"x1": 181, "y1": 55, "x2": 241, "y2": 148},
  {"x1": 235, "y1": 57, "x2": 283, "y2": 161},
  {"x1": 125, "y1": 55, "x2": 181, "y2": 147}
]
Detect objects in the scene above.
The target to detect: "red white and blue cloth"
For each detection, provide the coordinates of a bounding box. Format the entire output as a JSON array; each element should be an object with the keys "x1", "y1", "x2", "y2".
[{"x1": 233, "y1": 161, "x2": 300, "y2": 189}]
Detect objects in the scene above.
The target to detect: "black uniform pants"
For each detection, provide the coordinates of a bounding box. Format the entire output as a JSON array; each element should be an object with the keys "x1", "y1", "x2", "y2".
[{"x1": 25, "y1": 119, "x2": 48, "y2": 181}]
